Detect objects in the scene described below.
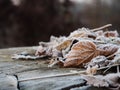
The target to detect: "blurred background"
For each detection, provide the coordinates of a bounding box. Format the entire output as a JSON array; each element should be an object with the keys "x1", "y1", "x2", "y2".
[{"x1": 0, "y1": 0, "x2": 120, "y2": 48}]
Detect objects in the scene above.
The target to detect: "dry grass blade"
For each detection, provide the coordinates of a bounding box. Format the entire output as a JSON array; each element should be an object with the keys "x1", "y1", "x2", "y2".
[
  {"x1": 91, "y1": 24, "x2": 112, "y2": 32},
  {"x1": 18, "y1": 70, "x2": 86, "y2": 82},
  {"x1": 18, "y1": 64, "x2": 120, "y2": 82}
]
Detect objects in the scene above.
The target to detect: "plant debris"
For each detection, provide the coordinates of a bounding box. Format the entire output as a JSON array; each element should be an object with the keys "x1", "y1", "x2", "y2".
[
  {"x1": 12, "y1": 26, "x2": 120, "y2": 64},
  {"x1": 12, "y1": 24, "x2": 120, "y2": 69},
  {"x1": 81, "y1": 73, "x2": 120, "y2": 90},
  {"x1": 33, "y1": 24, "x2": 120, "y2": 68},
  {"x1": 11, "y1": 24, "x2": 120, "y2": 89}
]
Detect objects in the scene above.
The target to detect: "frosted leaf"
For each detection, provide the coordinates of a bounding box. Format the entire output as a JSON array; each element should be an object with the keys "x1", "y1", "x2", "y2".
[
  {"x1": 63, "y1": 41, "x2": 118, "y2": 67},
  {"x1": 64, "y1": 40, "x2": 100, "y2": 67}
]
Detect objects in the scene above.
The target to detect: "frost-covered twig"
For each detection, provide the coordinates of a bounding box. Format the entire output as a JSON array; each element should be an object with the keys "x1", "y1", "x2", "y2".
[{"x1": 91, "y1": 24, "x2": 112, "y2": 32}]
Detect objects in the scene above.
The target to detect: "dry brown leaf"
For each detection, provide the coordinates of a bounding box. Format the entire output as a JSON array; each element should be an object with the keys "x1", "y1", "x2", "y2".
[
  {"x1": 68, "y1": 28, "x2": 96, "y2": 39},
  {"x1": 35, "y1": 46, "x2": 46, "y2": 56},
  {"x1": 104, "y1": 31, "x2": 119, "y2": 37},
  {"x1": 86, "y1": 56, "x2": 109, "y2": 68},
  {"x1": 64, "y1": 40, "x2": 101, "y2": 67},
  {"x1": 98, "y1": 44, "x2": 119, "y2": 58},
  {"x1": 55, "y1": 39, "x2": 72, "y2": 51},
  {"x1": 63, "y1": 41, "x2": 119, "y2": 67}
]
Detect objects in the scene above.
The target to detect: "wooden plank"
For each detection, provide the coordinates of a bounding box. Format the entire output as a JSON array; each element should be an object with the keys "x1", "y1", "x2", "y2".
[
  {"x1": 19, "y1": 75, "x2": 86, "y2": 90},
  {"x1": 0, "y1": 47, "x2": 111, "y2": 90},
  {"x1": 0, "y1": 47, "x2": 81, "y2": 74},
  {"x1": 17, "y1": 68, "x2": 83, "y2": 82},
  {"x1": 0, "y1": 46, "x2": 45, "y2": 74},
  {"x1": 0, "y1": 74, "x2": 18, "y2": 90}
]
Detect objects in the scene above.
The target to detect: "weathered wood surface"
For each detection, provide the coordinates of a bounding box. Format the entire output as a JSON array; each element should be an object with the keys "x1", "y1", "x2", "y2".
[{"x1": 0, "y1": 47, "x2": 111, "y2": 90}]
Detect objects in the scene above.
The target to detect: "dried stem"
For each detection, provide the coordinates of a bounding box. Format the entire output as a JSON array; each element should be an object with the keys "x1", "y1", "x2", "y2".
[
  {"x1": 100, "y1": 64, "x2": 120, "y2": 74},
  {"x1": 18, "y1": 70, "x2": 86, "y2": 82},
  {"x1": 91, "y1": 24, "x2": 112, "y2": 32},
  {"x1": 18, "y1": 64, "x2": 120, "y2": 82}
]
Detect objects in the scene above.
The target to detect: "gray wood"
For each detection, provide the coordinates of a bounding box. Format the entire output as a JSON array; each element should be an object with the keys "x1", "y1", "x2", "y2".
[
  {"x1": 0, "y1": 74, "x2": 18, "y2": 90},
  {"x1": 19, "y1": 75, "x2": 86, "y2": 90},
  {"x1": 0, "y1": 47, "x2": 111, "y2": 90}
]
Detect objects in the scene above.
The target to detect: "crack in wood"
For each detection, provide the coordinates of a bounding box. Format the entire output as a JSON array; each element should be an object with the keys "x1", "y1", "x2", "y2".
[{"x1": 13, "y1": 74, "x2": 20, "y2": 90}]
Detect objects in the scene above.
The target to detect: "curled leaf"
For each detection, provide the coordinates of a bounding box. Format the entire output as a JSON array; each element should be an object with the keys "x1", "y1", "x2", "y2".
[
  {"x1": 104, "y1": 31, "x2": 119, "y2": 37},
  {"x1": 81, "y1": 75, "x2": 109, "y2": 87},
  {"x1": 64, "y1": 40, "x2": 100, "y2": 67},
  {"x1": 98, "y1": 44, "x2": 119, "y2": 57},
  {"x1": 64, "y1": 41, "x2": 118, "y2": 67},
  {"x1": 55, "y1": 39, "x2": 72, "y2": 51}
]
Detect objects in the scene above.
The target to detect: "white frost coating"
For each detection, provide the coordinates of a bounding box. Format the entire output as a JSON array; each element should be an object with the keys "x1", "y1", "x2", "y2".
[
  {"x1": 11, "y1": 24, "x2": 120, "y2": 69},
  {"x1": 11, "y1": 54, "x2": 45, "y2": 60},
  {"x1": 112, "y1": 48, "x2": 120, "y2": 64},
  {"x1": 68, "y1": 27, "x2": 90, "y2": 38}
]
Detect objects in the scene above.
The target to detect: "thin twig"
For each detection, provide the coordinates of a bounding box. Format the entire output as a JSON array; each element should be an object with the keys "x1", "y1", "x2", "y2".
[
  {"x1": 103, "y1": 64, "x2": 120, "y2": 74},
  {"x1": 18, "y1": 64, "x2": 120, "y2": 82},
  {"x1": 117, "y1": 65, "x2": 119, "y2": 73},
  {"x1": 99, "y1": 64, "x2": 120, "y2": 70},
  {"x1": 91, "y1": 24, "x2": 112, "y2": 32},
  {"x1": 102, "y1": 52, "x2": 119, "y2": 73},
  {"x1": 99, "y1": 64, "x2": 120, "y2": 74},
  {"x1": 103, "y1": 66, "x2": 112, "y2": 74},
  {"x1": 18, "y1": 70, "x2": 86, "y2": 82}
]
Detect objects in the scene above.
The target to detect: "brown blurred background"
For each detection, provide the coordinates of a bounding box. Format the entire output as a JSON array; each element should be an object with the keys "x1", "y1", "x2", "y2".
[{"x1": 0, "y1": 0, "x2": 120, "y2": 48}]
